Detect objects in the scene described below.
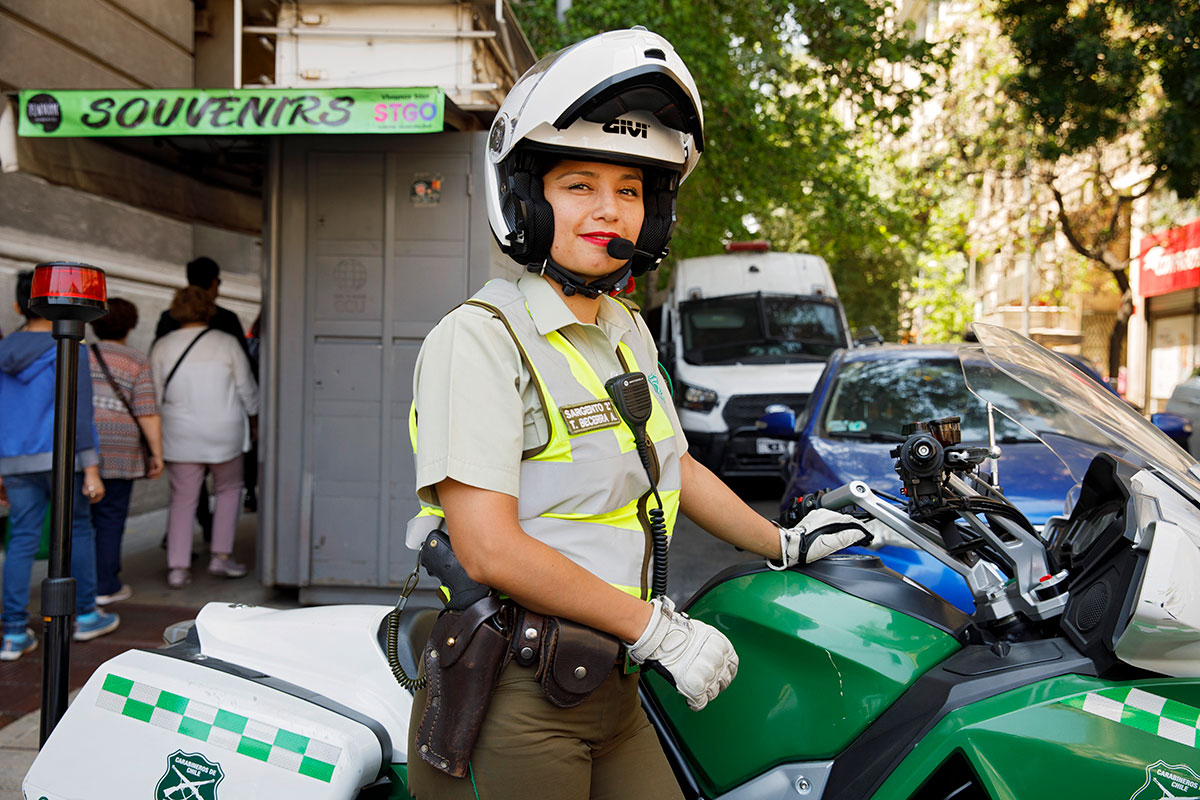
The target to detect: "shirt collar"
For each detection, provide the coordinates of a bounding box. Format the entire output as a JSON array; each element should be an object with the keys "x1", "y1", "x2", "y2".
[{"x1": 517, "y1": 274, "x2": 640, "y2": 343}]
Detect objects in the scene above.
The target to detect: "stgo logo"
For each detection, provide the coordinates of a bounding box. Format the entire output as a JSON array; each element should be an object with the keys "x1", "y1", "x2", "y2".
[{"x1": 602, "y1": 118, "x2": 648, "y2": 139}]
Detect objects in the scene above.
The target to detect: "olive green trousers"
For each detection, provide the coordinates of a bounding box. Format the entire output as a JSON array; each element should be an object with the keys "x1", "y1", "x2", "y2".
[{"x1": 407, "y1": 659, "x2": 685, "y2": 800}]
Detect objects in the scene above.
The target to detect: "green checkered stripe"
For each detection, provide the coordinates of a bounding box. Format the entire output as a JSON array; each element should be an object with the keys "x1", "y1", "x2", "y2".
[
  {"x1": 96, "y1": 673, "x2": 341, "y2": 782},
  {"x1": 1061, "y1": 687, "x2": 1200, "y2": 748}
]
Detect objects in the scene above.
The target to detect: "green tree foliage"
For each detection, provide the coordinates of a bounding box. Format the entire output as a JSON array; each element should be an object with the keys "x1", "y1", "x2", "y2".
[
  {"x1": 991, "y1": 0, "x2": 1200, "y2": 374},
  {"x1": 996, "y1": 0, "x2": 1200, "y2": 200},
  {"x1": 510, "y1": 0, "x2": 952, "y2": 335}
]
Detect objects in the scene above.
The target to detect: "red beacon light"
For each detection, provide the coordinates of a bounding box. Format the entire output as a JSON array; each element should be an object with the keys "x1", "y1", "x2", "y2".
[
  {"x1": 30, "y1": 261, "x2": 108, "y2": 323},
  {"x1": 724, "y1": 240, "x2": 771, "y2": 253}
]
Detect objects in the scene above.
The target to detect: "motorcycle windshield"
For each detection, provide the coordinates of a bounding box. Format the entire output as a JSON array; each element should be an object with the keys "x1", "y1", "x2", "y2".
[{"x1": 962, "y1": 323, "x2": 1200, "y2": 497}]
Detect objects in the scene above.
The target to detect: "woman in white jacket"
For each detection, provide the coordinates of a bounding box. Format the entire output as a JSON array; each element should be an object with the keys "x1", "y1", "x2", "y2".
[{"x1": 150, "y1": 285, "x2": 258, "y2": 588}]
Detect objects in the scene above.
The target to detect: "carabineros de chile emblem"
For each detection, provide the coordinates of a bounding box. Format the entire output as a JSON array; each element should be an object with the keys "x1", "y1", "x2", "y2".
[{"x1": 155, "y1": 750, "x2": 225, "y2": 800}]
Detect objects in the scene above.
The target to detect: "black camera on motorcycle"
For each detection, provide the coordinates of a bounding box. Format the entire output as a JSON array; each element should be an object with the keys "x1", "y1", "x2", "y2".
[{"x1": 892, "y1": 417, "x2": 993, "y2": 514}]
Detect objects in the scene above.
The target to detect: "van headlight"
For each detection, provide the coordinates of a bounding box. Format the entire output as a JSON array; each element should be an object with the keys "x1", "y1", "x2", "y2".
[{"x1": 679, "y1": 382, "x2": 719, "y2": 413}]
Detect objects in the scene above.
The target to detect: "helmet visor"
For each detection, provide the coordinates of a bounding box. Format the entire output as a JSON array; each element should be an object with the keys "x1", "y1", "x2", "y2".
[{"x1": 554, "y1": 65, "x2": 705, "y2": 153}]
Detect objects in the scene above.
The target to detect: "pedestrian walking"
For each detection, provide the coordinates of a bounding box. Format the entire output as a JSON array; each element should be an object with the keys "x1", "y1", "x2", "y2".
[
  {"x1": 155, "y1": 256, "x2": 251, "y2": 543},
  {"x1": 1, "y1": 271, "x2": 118, "y2": 661},
  {"x1": 150, "y1": 286, "x2": 258, "y2": 588},
  {"x1": 88, "y1": 297, "x2": 164, "y2": 606},
  {"x1": 155, "y1": 257, "x2": 248, "y2": 351}
]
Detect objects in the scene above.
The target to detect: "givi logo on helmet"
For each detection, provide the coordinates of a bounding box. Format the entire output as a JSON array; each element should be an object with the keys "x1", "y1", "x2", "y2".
[{"x1": 602, "y1": 118, "x2": 648, "y2": 139}]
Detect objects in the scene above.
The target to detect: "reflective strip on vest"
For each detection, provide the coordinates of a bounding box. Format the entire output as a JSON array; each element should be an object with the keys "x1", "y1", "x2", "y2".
[{"x1": 408, "y1": 279, "x2": 683, "y2": 599}]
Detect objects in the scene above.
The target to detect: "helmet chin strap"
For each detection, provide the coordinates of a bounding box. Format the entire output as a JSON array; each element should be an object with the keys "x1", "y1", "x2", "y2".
[{"x1": 530, "y1": 257, "x2": 632, "y2": 299}]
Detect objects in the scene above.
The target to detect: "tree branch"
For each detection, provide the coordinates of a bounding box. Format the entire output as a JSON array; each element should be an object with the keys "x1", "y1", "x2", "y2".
[
  {"x1": 1050, "y1": 183, "x2": 1104, "y2": 264},
  {"x1": 1128, "y1": 167, "x2": 1163, "y2": 201}
]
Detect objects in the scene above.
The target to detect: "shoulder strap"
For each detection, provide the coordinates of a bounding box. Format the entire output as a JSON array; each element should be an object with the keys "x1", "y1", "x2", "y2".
[
  {"x1": 462, "y1": 299, "x2": 552, "y2": 460},
  {"x1": 91, "y1": 344, "x2": 139, "y2": 420},
  {"x1": 163, "y1": 327, "x2": 213, "y2": 396}
]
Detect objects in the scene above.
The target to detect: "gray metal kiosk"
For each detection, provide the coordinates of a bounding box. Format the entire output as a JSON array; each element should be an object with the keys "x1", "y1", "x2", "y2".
[
  {"x1": 12, "y1": 0, "x2": 537, "y2": 604},
  {"x1": 262, "y1": 132, "x2": 515, "y2": 604}
]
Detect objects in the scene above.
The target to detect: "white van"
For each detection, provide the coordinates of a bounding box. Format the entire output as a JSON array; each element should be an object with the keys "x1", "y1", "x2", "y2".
[{"x1": 653, "y1": 243, "x2": 851, "y2": 477}]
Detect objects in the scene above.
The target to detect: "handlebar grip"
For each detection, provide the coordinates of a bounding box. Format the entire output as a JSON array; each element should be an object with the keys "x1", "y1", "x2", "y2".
[
  {"x1": 819, "y1": 483, "x2": 865, "y2": 510},
  {"x1": 421, "y1": 529, "x2": 492, "y2": 611}
]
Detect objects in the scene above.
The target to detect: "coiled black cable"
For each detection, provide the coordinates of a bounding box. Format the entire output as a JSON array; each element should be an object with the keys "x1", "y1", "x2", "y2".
[
  {"x1": 649, "y1": 504, "x2": 668, "y2": 599},
  {"x1": 636, "y1": 435, "x2": 669, "y2": 599},
  {"x1": 386, "y1": 608, "x2": 426, "y2": 691}
]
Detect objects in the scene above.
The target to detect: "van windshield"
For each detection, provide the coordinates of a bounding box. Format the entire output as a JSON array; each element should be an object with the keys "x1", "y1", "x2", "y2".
[{"x1": 680, "y1": 293, "x2": 845, "y2": 365}]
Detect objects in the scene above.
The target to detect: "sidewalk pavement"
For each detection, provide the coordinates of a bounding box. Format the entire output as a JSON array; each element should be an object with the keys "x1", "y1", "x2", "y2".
[{"x1": 0, "y1": 504, "x2": 299, "y2": 799}]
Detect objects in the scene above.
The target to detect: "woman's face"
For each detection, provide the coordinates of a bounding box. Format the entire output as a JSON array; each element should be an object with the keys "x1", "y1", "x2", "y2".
[{"x1": 542, "y1": 160, "x2": 645, "y2": 278}]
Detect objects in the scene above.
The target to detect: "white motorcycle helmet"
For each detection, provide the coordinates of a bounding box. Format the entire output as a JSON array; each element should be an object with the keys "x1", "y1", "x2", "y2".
[{"x1": 486, "y1": 27, "x2": 705, "y2": 296}]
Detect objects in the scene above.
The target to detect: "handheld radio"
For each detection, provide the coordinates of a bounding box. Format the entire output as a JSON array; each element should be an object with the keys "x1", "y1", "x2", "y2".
[{"x1": 605, "y1": 372, "x2": 669, "y2": 599}]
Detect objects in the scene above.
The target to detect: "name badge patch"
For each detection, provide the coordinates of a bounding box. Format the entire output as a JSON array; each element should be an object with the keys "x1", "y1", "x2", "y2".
[{"x1": 561, "y1": 400, "x2": 621, "y2": 435}]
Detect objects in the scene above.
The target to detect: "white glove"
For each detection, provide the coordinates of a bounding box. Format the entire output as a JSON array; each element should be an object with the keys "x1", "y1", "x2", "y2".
[
  {"x1": 772, "y1": 508, "x2": 873, "y2": 570},
  {"x1": 628, "y1": 597, "x2": 738, "y2": 711}
]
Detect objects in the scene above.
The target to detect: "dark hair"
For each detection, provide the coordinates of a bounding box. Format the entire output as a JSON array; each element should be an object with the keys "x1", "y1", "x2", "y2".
[
  {"x1": 15, "y1": 270, "x2": 36, "y2": 320},
  {"x1": 90, "y1": 297, "x2": 139, "y2": 340},
  {"x1": 170, "y1": 286, "x2": 216, "y2": 325},
  {"x1": 186, "y1": 256, "x2": 220, "y2": 288}
]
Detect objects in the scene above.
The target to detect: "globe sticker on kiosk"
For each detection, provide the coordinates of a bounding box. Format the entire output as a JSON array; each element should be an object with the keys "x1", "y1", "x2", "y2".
[{"x1": 411, "y1": 173, "x2": 442, "y2": 206}]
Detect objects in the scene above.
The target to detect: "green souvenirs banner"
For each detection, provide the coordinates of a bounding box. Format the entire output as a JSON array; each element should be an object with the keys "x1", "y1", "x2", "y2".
[{"x1": 18, "y1": 87, "x2": 444, "y2": 137}]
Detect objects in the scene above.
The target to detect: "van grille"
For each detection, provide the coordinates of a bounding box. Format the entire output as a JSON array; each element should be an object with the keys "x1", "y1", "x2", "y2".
[{"x1": 722, "y1": 394, "x2": 810, "y2": 430}]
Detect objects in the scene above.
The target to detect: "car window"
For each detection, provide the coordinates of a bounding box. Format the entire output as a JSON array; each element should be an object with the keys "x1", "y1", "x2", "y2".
[{"x1": 822, "y1": 357, "x2": 1027, "y2": 442}]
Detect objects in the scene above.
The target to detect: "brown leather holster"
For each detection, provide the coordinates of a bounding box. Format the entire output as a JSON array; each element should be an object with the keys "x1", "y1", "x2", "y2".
[
  {"x1": 414, "y1": 595, "x2": 509, "y2": 778},
  {"x1": 511, "y1": 608, "x2": 622, "y2": 708},
  {"x1": 415, "y1": 600, "x2": 624, "y2": 778}
]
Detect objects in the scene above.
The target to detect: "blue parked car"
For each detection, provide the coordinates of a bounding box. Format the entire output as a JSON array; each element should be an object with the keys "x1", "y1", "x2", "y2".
[{"x1": 772, "y1": 344, "x2": 1079, "y2": 612}]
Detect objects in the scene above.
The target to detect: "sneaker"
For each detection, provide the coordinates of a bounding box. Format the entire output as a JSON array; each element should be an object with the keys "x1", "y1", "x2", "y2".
[
  {"x1": 167, "y1": 568, "x2": 192, "y2": 589},
  {"x1": 208, "y1": 555, "x2": 248, "y2": 579},
  {"x1": 0, "y1": 628, "x2": 37, "y2": 661},
  {"x1": 96, "y1": 584, "x2": 133, "y2": 606},
  {"x1": 74, "y1": 610, "x2": 119, "y2": 642}
]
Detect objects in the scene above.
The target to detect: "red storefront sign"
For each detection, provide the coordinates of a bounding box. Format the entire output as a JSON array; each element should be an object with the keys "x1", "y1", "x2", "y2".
[{"x1": 1140, "y1": 218, "x2": 1200, "y2": 298}]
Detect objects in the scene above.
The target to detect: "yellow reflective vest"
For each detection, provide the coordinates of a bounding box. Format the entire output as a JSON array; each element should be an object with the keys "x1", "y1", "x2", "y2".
[{"x1": 408, "y1": 279, "x2": 682, "y2": 600}]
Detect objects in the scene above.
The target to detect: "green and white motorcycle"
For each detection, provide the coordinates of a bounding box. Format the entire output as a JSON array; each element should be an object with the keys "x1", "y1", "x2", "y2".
[{"x1": 24, "y1": 324, "x2": 1200, "y2": 799}]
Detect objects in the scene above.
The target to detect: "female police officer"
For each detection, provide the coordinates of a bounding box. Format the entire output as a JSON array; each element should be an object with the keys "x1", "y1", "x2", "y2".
[{"x1": 406, "y1": 27, "x2": 870, "y2": 799}]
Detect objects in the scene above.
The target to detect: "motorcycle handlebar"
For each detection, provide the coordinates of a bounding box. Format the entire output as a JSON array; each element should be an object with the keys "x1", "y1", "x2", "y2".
[{"x1": 818, "y1": 482, "x2": 867, "y2": 511}]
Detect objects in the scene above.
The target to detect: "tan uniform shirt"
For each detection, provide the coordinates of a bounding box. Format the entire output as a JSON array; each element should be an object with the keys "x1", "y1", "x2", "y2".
[{"x1": 412, "y1": 274, "x2": 684, "y2": 506}]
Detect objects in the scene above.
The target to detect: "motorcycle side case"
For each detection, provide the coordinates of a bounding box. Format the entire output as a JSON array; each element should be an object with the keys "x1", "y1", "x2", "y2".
[
  {"x1": 24, "y1": 648, "x2": 385, "y2": 800},
  {"x1": 189, "y1": 602, "x2": 415, "y2": 755},
  {"x1": 644, "y1": 555, "x2": 965, "y2": 797},
  {"x1": 24, "y1": 602, "x2": 423, "y2": 800}
]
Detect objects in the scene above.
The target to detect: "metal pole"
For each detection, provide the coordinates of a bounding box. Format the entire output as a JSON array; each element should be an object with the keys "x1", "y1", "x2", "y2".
[
  {"x1": 234, "y1": 0, "x2": 244, "y2": 90},
  {"x1": 1022, "y1": 164, "x2": 1032, "y2": 338},
  {"x1": 40, "y1": 317, "x2": 84, "y2": 745}
]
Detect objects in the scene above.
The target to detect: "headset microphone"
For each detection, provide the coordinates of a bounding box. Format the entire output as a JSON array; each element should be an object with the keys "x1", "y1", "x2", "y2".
[{"x1": 606, "y1": 237, "x2": 651, "y2": 261}]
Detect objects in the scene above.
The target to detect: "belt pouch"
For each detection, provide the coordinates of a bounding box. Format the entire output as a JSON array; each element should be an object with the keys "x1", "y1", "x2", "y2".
[
  {"x1": 415, "y1": 596, "x2": 508, "y2": 777},
  {"x1": 539, "y1": 617, "x2": 622, "y2": 708}
]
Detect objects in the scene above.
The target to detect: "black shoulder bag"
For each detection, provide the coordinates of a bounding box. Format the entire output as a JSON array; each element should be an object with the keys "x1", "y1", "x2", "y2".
[
  {"x1": 161, "y1": 327, "x2": 213, "y2": 398},
  {"x1": 91, "y1": 343, "x2": 154, "y2": 477}
]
